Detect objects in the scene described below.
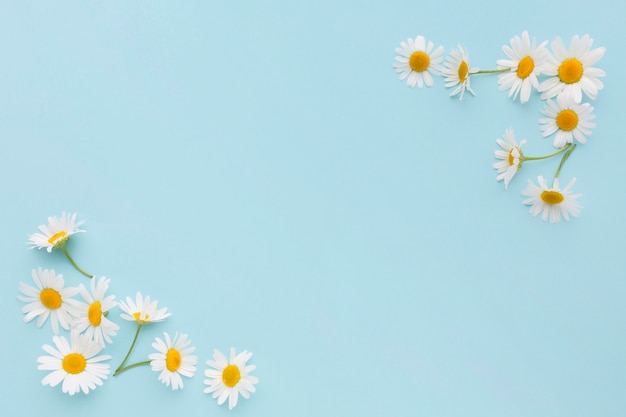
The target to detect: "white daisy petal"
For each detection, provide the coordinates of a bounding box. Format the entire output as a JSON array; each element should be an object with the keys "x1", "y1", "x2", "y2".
[
  {"x1": 539, "y1": 90, "x2": 595, "y2": 148},
  {"x1": 492, "y1": 128, "x2": 526, "y2": 189},
  {"x1": 149, "y1": 332, "x2": 197, "y2": 390},
  {"x1": 204, "y1": 348, "x2": 258, "y2": 409},
  {"x1": 393, "y1": 35, "x2": 444, "y2": 88},
  {"x1": 522, "y1": 176, "x2": 582, "y2": 223},
  {"x1": 118, "y1": 292, "x2": 171, "y2": 324}
]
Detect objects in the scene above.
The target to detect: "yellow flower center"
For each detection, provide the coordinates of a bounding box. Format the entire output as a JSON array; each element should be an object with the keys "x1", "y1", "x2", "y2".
[
  {"x1": 507, "y1": 149, "x2": 515, "y2": 166},
  {"x1": 222, "y1": 364, "x2": 241, "y2": 388},
  {"x1": 88, "y1": 301, "x2": 102, "y2": 326},
  {"x1": 47, "y1": 230, "x2": 67, "y2": 245},
  {"x1": 133, "y1": 312, "x2": 150, "y2": 322},
  {"x1": 62, "y1": 353, "x2": 87, "y2": 374},
  {"x1": 409, "y1": 51, "x2": 430, "y2": 72},
  {"x1": 540, "y1": 190, "x2": 565, "y2": 205},
  {"x1": 166, "y1": 348, "x2": 182, "y2": 372},
  {"x1": 516, "y1": 56, "x2": 534, "y2": 79},
  {"x1": 457, "y1": 60, "x2": 469, "y2": 83},
  {"x1": 558, "y1": 58, "x2": 583, "y2": 84},
  {"x1": 556, "y1": 109, "x2": 579, "y2": 131},
  {"x1": 40, "y1": 288, "x2": 62, "y2": 309}
]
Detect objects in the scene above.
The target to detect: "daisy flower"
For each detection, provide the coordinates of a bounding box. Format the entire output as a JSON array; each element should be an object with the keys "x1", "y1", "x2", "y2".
[
  {"x1": 497, "y1": 31, "x2": 549, "y2": 103},
  {"x1": 72, "y1": 277, "x2": 120, "y2": 348},
  {"x1": 118, "y1": 292, "x2": 171, "y2": 324},
  {"x1": 37, "y1": 332, "x2": 111, "y2": 395},
  {"x1": 441, "y1": 45, "x2": 479, "y2": 100},
  {"x1": 538, "y1": 34, "x2": 606, "y2": 102},
  {"x1": 204, "y1": 348, "x2": 259, "y2": 410},
  {"x1": 28, "y1": 212, "x2": 84, "y2": 252},
  {"x1": 149, "y1": 332, "x2": 197, "y2": 390},
  {"x1": 18, "y1": 268, "x2": 80, "y2": 334},
  {"x1": 493, "y1": 128, "x2": 526, "y2": 189},
  {"x1": 393, "y1": 35, "x2": 444, "y2": 88},
  {"x1": 522, "y1": 176, "x2": 582, "y2": 223},
  {"x1": 539, "y1": 90, "x2": 596, "y2": 148}
]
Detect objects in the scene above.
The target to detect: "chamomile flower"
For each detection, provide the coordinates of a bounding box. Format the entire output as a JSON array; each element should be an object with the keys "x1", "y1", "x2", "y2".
[
  {"x1": 204, "y1": 348, "x2": 259, "y2": 410},
  {"x1": 493, "y1": 128, "x2": 526, "y2": 189},
  {"x1": 393, "y1": 35, "x2": 444, "y2": 88},
  {"x1": 118, "y1": 292, "x2": 171, "y2": 324},
  {"x1": 538, "y1": 34, "x2": 606, "y2": 102},
  {"x1": 18, "y1": 268, "x2": 79, "y2": 334},
  {"x1": 539, "y1": 90, "x2": 596, "y2": 148},
  {"x1": 441, "y1": 45, "x2": 479, "y2": 100},
  {"x1": 28, "y1": 212, "x2": 84, "y2": 253},
  {"x1": 37, "y1": 332, "x2": 111, "y2": 395},
  {"x1": 497, "y1": 31, "x2": 549, "y2": 103},
  {"x1": 72, "y1": 277, "x2": 119, "y2": 348},
  {"x1": 149, "y1": 332, "x2": 197, "y2": 390},
  {"x1": 522, "y1": 176, "x2": 582, "y2": 223}
]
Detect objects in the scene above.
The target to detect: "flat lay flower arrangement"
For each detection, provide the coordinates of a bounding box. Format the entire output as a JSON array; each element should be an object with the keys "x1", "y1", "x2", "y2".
[
  {"x1": 394, "y1": 31, "x2": 606, "y2": 223},
  {"x1": 18, "y1": 213, "x2": 258, "y2": 409}
]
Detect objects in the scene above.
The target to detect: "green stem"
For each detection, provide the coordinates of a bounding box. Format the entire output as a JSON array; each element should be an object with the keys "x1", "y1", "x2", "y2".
[
  {"x1": 522, "y1": 143, "x2": 573, "y2": 162},
  {"x1": 113, "y1": 360, "x2": 151, "y2": 377},
  {"x1": 474, "y1": 68, "x2": 509, "y2": 75},
  {"x1": 553, "y1": 144, "x2": 577, "y2": 183},
  {"x1": 115, "y1": 324, "x2": 143, "y2": 374},
  {"x1": 60, "y1": 245, "x2": 93, "y2": 278}
]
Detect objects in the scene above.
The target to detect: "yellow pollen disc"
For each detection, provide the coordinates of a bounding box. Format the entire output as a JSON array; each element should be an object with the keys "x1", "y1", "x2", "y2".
[
  {"x1": 88, "y1": 301, "x2": 102, "y2": 326},
  {"x1": 558, "y1": 58, "x2": 583, "y2": 84},
  {"x1": 540, "y1": 190, "x2": 565, "y2": 205},
  {"x1": 556, "y1": 109, "x2": 579, "y2": 131},
  {"x1": 507, "y1": 149, "x2": 515, "y2": 166},
  {"x1": 457, "y1": 60, "x2": 469, "y2": 83},
  {"x1": 40, "y1": 288, "x2": 62, "y2": 309},
  {"x1": 409, "y1": 51, "x2": 430, "y2": 72},
  {"x1": 133, "y1": 312, "x2": 150, "y2": 322},
  {"x1": 222, "y1": 365, "x2": 241, "y2": 388},
  {"x1": 47, "y1": 230, "x2": 67, "y2": 245},
  {"x1": 166, "y1": 348, "x2": 182, "y2": 372},
  {"x1": 516, "y1": 56, "x2": 534, "y2": 79},
  {"x1": 62, "y1": 353, "x2": 87, "y2": 374}
]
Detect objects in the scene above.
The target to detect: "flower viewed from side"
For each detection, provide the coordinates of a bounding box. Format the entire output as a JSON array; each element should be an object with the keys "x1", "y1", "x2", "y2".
[
  {"x1": 493, "y1": 128, "x2": 526, "y2": 189},
  {"x1": 118, "y1": 292, "x2": 171, "y2": 324},
  {"x1": 28, "y1": 212, "x2": 84, "y2": 253},
  {"x1": 37, "y1": 332, "x2": 111, "y2": 395},
  {"x1": 522, "y1": 176, "x2": 582, "y2": 223},
  {"x1": 18, "y1": 268, "x2": 79, "y2": 334},
  {"x1": 497, "y1": 31, "x2": 549, "y2": 103},
  {"x1": 393, "y1": 35, "x2": 444, "y2": 88},
  {"x1": 539, "y1": 91, "x2": 595, "y2": 148},
  {"x1": 204, "y1": 348, "x2": 259, "y2": 410},
  {"x1": 148, "y1": 332, "x2": 197, "y2": 390},
  {"x1": 72, "y1": 277, "x2": 120, "y2": 348},
  {"x1": 441, "y1": 45, "x2": 479, "y2": 100},
  {"x1": 538, "y1": 34, "x2": 606, "y2": 102}
]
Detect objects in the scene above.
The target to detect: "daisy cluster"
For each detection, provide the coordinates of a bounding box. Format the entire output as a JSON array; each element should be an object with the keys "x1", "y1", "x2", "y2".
[
  {"x1": 18, "y1": 213, "x2": 258, "y2": 409},
  {"x1": 393, "y1": 32, "x2": 606, "y2": 223}
]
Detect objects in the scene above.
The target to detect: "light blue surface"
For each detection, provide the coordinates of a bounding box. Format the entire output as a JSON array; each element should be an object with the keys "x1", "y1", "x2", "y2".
[{"x1": 2, "y1": 1, "x2": 625, "y2": 416}]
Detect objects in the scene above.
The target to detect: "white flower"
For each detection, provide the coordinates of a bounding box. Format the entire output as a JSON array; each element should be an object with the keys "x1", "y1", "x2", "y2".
[
  {"x1": 493, "y1": 128, "x2": 526, "y2": 189},
  {"x1": 497, "y1": 31, "x2": 549, "y2": 103},
  {"x1": 118, "y1": 292, "x2": 171, "y2": 324},
  {"x1": 18, "y1": 268, "x2": 80, "y2": 334},
  {"x1": 204, "y1": 348, "x2": 259, "y2": 410},
  {"x1": 393, "y1": 35, "x2": 444, "y2": 88},
  {"x1": 538, "y1": 34, "x2": 606, "y2": 102},
  {"x1": 37, "y1": 332, "x2": 111, "y2": 395},
  {"x1": 522, "y1": 176, "x2": 582, "y2": 223},
  {"x1": 539, "y1": 91, "x2": 595, "y2": 148},
  {"x1": 28, "y1": 212, "x2": 84, "y2": 252},
  {"x1": 72, "y1": 277, "x2": 120, "y2": 348},
  {"x1": 441, "y1": 45, "x2": 479, "y2": 100},
  {"x1": 148, "y1": 332, "x2": 197, "y2": 390}
]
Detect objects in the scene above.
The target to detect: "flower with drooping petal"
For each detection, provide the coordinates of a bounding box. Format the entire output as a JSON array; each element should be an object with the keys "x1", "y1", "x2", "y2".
[
  {"x1": 72, "y1": 277, "x2": 120, "y2": 348},
  {"x1": 204, "y1": 348, "x2": 259, "y2": 410},
  {"x1": 522, "y1": 176, "x2": 582, "y2": 223},
  {"x1": 149, "y1": 332, "x2": 197, "y2": 390},
  {"x1": 497, "y1": 31, "x2": 549, "y2": 103},
  {"x1": 37, "y1": 332, "x2": 111, "y2": 395},
  {"x1": 28, "y1": 212, "x2": 85, "y2": 253},
  {"x1": 538, "y1": 34, "x2": 606, "y2": 102},
  {"x1": 118, "y1": 292, "x2": 171, "y2": 324},
  {"x1": 18, "y1": 268, "x2": 80, "y2": 334},
  {"x1": 539, "y1": 90, "x2": 595, "y2": 148},
  {"x1": 493, "y1": 128, "x2": 526, "y2": 189},
  {"x1": 441, "y1": 45, "x2": 479, "y2": 100},
  {"x1": 393, "y1": 35, "x2": 444, "y2": 88}
]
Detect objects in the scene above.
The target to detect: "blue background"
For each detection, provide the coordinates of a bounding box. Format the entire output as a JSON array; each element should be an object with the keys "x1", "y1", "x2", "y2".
[{"x1": 2, "y1": 1, "x2": 625, "y2": 416}]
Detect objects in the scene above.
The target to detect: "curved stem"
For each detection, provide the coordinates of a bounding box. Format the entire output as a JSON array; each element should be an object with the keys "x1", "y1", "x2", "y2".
[
  {"x1": 113, "y1": 360, "x2": 151, "y2": 377},
  {"x1": 115, "y1": 323, "x2": 143, "y2": 374},
  {"x1": 474, "y1": 68, "x2": 509, "y2": 75},
  {"x1": 60, "y1": 245, "x2": 93, "y2": 278},
  {"x1": 523, "y1": 143, "x2": 572, "y2": 162},
  {"x1": 553, "y1": 144, "x2": 577, "y2": 183}
]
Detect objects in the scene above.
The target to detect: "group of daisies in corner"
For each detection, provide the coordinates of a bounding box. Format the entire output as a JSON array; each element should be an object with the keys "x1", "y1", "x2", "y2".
[
  {"x1": 18, "y1": 213, "x2": 258, "y2": 409},
  {"x1": 393, "y1": 31, "x2": 606, "y2": 223}
]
